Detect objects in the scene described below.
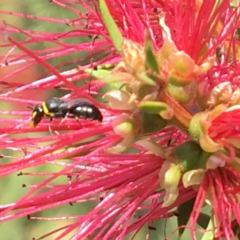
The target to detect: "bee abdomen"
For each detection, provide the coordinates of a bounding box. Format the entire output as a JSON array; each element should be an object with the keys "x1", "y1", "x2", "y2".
[{"x1": 69, "y1": 102, "x2": 103, "y2": 122}]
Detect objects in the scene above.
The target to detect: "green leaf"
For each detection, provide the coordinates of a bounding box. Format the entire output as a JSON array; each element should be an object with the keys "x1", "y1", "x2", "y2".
[
  {"x1": 197, "y1": 213, "x2": 210, "y2": 229},
  {"x1": 139, "y1": 101, "x2": 168, "y2": 114},
  {"x1": 145, "y1": 30, "x2": 159, "y2": 73},
  {"x1": 136, "y1": 73, "x2": 156, "y2": 86},
  {"x1": 96, "y1": 64, "x2": 115, "y2": 70},
  {"x1": 139, "y1": 101, "x2": 173, "y2": 120},
  {"x1": 232, "y1": 221, "x2": 240, "y2": 236},
  {"x1": 235, "y1": 27, "x2": 240, "y2": 41},
  {"x1": 85, "y1": 68, "x2": 111, "y2": 79},
  {"x1": 173, "y1": 141, "x2": 211, "y2": 172},
  {"x1": 85, "y1": 68, "x2": 123, "y2": 89},
  {"x1": 178, "y1": 198, "x2": 195, "y2": 238},
  {"x1": 200, "y1": 220, "x2": 214, "y2": 240},
  {"x1": 99, "y1": 0, "x2": 123, "y2": 51},
  {"x1": 140, "y1": 112, "x2": 167, "y2": 134}
]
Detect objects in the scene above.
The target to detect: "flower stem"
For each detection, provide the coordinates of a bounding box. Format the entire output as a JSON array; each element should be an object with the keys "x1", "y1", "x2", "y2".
[{"x1": 159, "y1": 91, "x2": 193, "y2": 128}]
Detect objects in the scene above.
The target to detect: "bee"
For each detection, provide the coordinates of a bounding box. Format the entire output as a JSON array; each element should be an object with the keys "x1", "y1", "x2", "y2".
[{"x1": 30, "y1": 98, "x2": 102, "y2": 128}]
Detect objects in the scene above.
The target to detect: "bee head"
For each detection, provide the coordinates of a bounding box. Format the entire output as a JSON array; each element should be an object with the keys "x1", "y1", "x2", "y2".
[{"x1": 29, "y1": 104, "x2": 44, "y2": 128}]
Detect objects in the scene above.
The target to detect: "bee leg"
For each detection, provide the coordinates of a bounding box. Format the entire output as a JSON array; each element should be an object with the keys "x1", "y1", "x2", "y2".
[
  {"x1": 75, "y1": 117, "x2": 85, "y2": 130},
  {"x1": 59, "y1": 112, "x2": 69, "y2": 126},
  {"x1": 48, "y1": 118, "x2": 54, "y2": 135},
  {"x1": 48, "y1": 117, "x2": 59, "y2": 135}
]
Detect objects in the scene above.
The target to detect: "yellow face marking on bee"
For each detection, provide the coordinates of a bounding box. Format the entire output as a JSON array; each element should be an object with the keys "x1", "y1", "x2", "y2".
[
  {"x1": 32, "y1": 111, "x2": 37, "y2": 119},
  {"x1": 29, "y1": 121, "x2": 35, "y2": 128}
]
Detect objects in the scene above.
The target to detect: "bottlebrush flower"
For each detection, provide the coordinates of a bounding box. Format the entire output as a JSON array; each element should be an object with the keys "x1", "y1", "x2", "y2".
[{"x1": 0, "y1": 0, "x2": 240, "y2": 239}]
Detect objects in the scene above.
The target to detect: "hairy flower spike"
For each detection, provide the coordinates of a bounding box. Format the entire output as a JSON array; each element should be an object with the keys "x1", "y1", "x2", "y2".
[
  {"x1": 158, "y1": 13, "x2": 216, "y2": 87},
  {"x1": 0, "y1": 0, "x2": 240, "y2": 239}
]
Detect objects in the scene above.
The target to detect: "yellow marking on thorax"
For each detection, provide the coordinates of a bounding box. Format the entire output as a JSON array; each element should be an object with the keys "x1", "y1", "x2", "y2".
[{"x1": 42, "y1": 102, "x2": 54, "y2": 117}]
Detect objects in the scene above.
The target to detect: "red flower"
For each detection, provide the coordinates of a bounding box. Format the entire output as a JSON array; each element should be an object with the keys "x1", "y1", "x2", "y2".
[
  {"x1": 0, "y1": 0, "x2": 239, "y2": 239},
  {"x1": 191, "y1": 166, "x2": 240, "y2": 240}
]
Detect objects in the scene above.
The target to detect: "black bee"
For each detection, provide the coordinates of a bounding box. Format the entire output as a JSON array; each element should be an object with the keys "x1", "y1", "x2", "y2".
[{"x1": 30, "y1": 97, "x2": 102, "y2": 128}]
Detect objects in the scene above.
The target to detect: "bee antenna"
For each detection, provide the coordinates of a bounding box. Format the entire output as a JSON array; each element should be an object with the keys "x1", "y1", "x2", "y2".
[
  {"x1": 27, "y1": 105, "x2": 34, "y2": 110},
  {"x1": 88, "y1": 65, "x2": 97, "y2": 95}
]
